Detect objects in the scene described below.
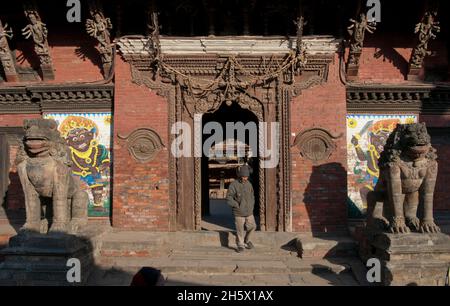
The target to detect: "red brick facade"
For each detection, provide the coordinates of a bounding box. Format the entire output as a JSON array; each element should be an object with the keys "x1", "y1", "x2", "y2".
[
  {"x1": 112, "y1": 56, "x2": 171, "y2": 230},
  {"x1": 1, "y1": 37, "x2": 449, "y2": 234},
  {"x1": 291, "y1": 54, "x2": 348, "y2": 233}
]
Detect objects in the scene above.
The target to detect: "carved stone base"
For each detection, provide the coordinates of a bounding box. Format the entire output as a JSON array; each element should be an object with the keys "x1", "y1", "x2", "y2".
[
  {"x1": 360, "y1": 232, "x2": 450, "y2": 286},
  {"x1": 407, "y1": 67, "x2": 424, "y2": 81},
  {"x1": 0, "y1": 231, "x2": 95, "y2": 285},
  {"x1": 346, "y1": 64, "x2": 359, "y2": 80},
  {"x1": 40, "y1": 64, "x2": 55, "y2": 81},
  {"x1": 4, "y1": 73, "x2": 19, "y2": 82},
  {"x1": 102, "y1": 62, "x2": 112, "y2": 78}
]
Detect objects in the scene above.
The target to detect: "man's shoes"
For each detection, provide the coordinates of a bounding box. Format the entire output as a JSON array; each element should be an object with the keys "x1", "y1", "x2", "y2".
[
  {"x1": 236, "y1": 246, "x2": 245, "y2": 253},
  {"x1": 245, "y1": 241, "x2": 254, "y2": 249}
]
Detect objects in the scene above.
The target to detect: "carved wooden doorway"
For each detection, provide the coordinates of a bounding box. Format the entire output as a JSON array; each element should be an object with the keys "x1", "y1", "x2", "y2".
[
  {"x1": 200, "y1": 102, "x2": 261, "y2": 231},
  {"x1": 124, "y1": 40, "x2": 335, "y2": 231}
]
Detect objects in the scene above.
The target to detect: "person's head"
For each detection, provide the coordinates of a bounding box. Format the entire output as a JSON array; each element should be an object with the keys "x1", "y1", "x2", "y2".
[
  {"x1": 130, "y1": 267, "x2": 164, "y2": 286},
  {"x1": 237, "y1": 165, "x2": 251, "y2": 181}
]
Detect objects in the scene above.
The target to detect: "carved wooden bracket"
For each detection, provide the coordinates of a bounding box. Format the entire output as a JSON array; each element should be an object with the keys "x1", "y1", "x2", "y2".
[
  {"x1": 86, "y1": 0, "x2": 113, "y2": 78},
  {"x1": 118, "y1": 128, "x2": 165, "y2": 163},
  {"x1": 0, "y1": 19, "x2": 18, "y2": 82},
  {"x1": 292, "y1": 128, "x2": 342, "y2": 164},
  {"x1": 346, "y1": 13, "x2": 376, "y2": 80},
  {"x1": 407, "y1": 11, "x2": 440, "y2": 81},
  {"x1": 22, "y1": 1, "x2": 55, "y2": 80}
]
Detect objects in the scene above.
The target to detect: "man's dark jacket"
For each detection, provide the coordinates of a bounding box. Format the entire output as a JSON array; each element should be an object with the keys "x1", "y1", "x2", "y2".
[{"x1": 226, "y1": 179, "x2": 255, "y2": 217}]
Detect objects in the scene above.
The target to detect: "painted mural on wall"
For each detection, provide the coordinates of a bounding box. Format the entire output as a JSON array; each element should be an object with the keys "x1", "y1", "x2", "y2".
[
  {"x1": 346, "y1": 114, "x2": 417, "y2": 218},
  {"x1": 44, "y1": 113, "x2": 112, "y2": 217}
]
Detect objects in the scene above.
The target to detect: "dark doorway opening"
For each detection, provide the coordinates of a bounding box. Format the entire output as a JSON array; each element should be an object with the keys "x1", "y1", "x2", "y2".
[{"x1": 201, "y1": 102, "x2": 260, "y2": 231}]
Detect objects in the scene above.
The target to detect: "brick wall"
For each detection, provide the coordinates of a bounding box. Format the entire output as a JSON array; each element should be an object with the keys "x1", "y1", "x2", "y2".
[
  {"x1": 290, "y1": 54, "x2": 348, "y2": 233},
  {"x1": 420, "y1": 115, "x2": 450, "y2": 212},
  {"x1": 12, "y1": 36, "x2": 103, "y2": 84},
  {"x1": 0, "y1": 114, "x2": 40, "y2": 126},
  {"x1": 112, "y1": 56, "x2": 171, "y2": 231},
  {"x1": 351, "y1": 37, "x2": 448, "y2": 83}
]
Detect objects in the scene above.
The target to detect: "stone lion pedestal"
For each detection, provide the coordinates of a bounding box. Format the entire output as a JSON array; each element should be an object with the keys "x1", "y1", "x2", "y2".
[
  {"x1": 0, "y1": 231, "x2": 95, "y2": 286},
  {"x1": 360, "y1": 232, "x2": 450, "y2": 286}
]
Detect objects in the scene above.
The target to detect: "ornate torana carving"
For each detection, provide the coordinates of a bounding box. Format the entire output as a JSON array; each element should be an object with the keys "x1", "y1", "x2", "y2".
[
  {"x1": 367, "y1": 123, "x2": 440, "y2": 234},
  {"x1": 0, "y1": 19, "x2": 18, "y2": 81},
  {"x1": 86, "y1": 0, "x2": 113, "y2": 78},
  {"x1": 118, "y1": 18, "x2": 335, "y2": 231},
  {"x1": 409, "y1": 12, "x2": 440, "y2": 70},
  {"x1": 292, "y1": 128, "x2": 342, "y2": 163},
  {"x1": 22, "y1": 2, "x2": 54, "y2": 80},
  {"x1": 118, "y1": 128, "x2": 164, "y2": 163},
  {"x1": 15, "y1": 119, "x2": 88, "y2": 234},
  {"x1": 346, "y1": 13, "x2": 376, "y2": 76}
]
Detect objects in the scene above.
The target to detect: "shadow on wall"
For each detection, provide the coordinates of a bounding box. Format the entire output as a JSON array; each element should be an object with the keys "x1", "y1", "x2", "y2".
[
  {"x1": 74, "y1": 39, "x2": 104, "y2": 74},
  {"x1": 303, "y1": 162, "x2": 348, "y2": 236},
  {"x1": 3, "y1": 172, "x2": 26, "y2": 234}
]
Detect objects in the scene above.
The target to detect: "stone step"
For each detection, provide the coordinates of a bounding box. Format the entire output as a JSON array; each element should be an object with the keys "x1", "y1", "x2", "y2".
[
  {"x1": 295, "y1": 235, "x2": 357, "y2": 258},
  {"x1": 90, "y1": 257, "x2": 360, "y2": 286},
  {"x1": 87, "y1": 268, "x2": 360, "y2": 286},
  {"x1": 168, "y1": 246, "x2": 298, "y2": 259},
  {"x1": 97, "y1": 253, "x2": 352, "y2": 274},
  {"x1": 99, "y1": 230, "x2": 357, "y2": 259},
  {"x1": 161, "y1": 271, "x2": 360, "y2": 286}
]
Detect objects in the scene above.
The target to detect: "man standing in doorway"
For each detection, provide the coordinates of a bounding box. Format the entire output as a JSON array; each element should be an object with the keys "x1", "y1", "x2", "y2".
[{"x1": 226, "y1": 165, "x2": 256, "y2": 253}]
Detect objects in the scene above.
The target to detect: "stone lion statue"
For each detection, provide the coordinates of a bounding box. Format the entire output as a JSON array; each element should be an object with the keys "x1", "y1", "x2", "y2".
[
  {"x1": 15, "y1": 118, "x2": 88, "y2": 233},
  {"x1": 366, "y1": 122, "x2": 440, "y2": 234}
]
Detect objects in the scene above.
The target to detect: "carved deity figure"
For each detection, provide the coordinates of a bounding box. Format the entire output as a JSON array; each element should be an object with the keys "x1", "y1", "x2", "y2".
[
  {"x1": 58, "y1": 116, "x2": 110, "y2": 211},
  {"x1": 15, "y1": 119, "x2": 88, "y2": 234},
  {"x1": 347, "y1": 13, "x2": 376, "y2": 67},
  {"x1": 351, "y1": 119, "x2": 400, "y2": 210},
  {"x1": 0, "y1": 22, "x2": 13, "y2": 55},
  {"x1": 22, "y1": 11, "x2": 48, "y2": 55},
  {"x1": 366, "y1": 123, "x2": 440, "y2": 234},
  {"x1": 410, "y1": 12, "x2": 440, "y2": 68},
  {"x1": 86, "y1": 11, "x2": 113, "y2": 64},
  {"x1": 348, "y1": 13, "x2": 376, "y2": 54}
]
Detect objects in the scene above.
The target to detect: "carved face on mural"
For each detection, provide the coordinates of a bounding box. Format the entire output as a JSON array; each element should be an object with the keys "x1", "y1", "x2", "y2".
[
  {"x1": 369, "y1": 130, "x2": 390, "y2": 153},
  {"x1": 66, "y1": 128, "x2": 95, "y2": 152}
]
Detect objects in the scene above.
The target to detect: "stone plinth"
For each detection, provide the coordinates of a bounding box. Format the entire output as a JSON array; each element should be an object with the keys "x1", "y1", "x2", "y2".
[
  {"x1": 0, "y1": 231, "x2": 95, "y2": 286},
  {"x1": 360, "y1": 232, "x2": 450, "y2": 286},
  {"x1": 407, "y1": 67, "x2": 424, "y2": 81}
]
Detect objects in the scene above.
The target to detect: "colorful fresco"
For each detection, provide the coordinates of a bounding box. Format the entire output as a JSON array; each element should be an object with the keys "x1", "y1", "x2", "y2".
[
  {"x1": 44, "y1": 113, "x2": 112, "y2": 217},
  {"x1": 346, "y1": 114, "x2": 417, "y2": 218}
]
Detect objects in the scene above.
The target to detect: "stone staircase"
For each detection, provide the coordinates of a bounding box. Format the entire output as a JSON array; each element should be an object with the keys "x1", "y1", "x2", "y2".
[{"x1": 89, "y1": 230, "x2": 365, "y2": 286}]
